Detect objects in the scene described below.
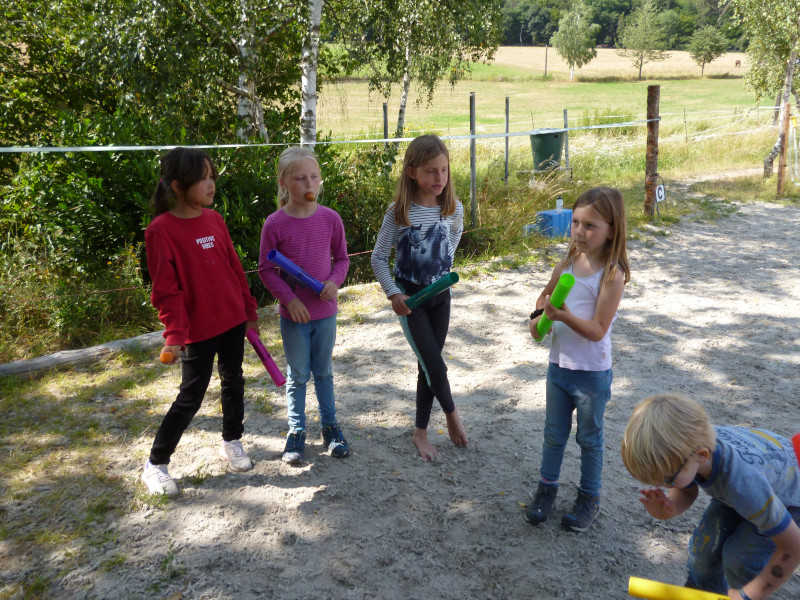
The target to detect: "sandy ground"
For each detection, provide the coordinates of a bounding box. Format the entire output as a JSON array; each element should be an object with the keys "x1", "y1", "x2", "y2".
[{"x1": 57, "y1": 195, "x2": 800, "y2": 599}]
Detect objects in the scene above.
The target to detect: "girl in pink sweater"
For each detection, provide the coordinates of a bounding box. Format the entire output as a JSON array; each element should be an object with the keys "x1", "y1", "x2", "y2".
[{"x1": 258, "y1": 147, "x2": 350, "y2": 464}]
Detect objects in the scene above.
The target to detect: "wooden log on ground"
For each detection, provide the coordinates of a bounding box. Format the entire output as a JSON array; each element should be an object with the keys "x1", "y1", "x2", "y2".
[{"x1": 0, "y1": 331, "x2": 165, "y2": 378}]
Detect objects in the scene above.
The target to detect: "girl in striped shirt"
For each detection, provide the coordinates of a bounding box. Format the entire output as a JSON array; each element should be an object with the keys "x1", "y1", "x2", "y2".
[{"x1": 371, "y1": 135, "x2": 468, "y2": 461}]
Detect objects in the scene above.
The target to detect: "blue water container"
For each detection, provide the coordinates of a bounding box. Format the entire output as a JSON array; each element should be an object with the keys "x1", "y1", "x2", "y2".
[{"x1": 534, "y1": 209, "x2": 572, "y2": 238}]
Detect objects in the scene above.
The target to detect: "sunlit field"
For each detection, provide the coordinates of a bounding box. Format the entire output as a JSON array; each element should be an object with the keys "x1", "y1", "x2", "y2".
[{"x1": 316, "y1": 48, "x2": 758, "y2": 140}]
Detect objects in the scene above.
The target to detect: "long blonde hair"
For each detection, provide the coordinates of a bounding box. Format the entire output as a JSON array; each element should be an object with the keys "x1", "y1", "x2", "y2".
[
  {"x1": 565, "y1": 186, "x2": 630, "y2": 287},
  {"x1": 276, "y1": 146, "x2": 322, "y2": 208},
  {"x1": 391, "y1": 135, "x2": 458, "y2": 226}
]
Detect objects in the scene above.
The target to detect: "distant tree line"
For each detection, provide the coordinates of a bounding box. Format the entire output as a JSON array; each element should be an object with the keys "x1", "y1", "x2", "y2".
[{"x1": 502, "y1": 0, "x2": 745, "y2": 50}]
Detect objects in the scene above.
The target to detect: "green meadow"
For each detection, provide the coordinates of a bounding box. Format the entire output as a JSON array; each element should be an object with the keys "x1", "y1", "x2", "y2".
[{"x1": 317, "y1": 48, "x2": 760, "y2": 138}]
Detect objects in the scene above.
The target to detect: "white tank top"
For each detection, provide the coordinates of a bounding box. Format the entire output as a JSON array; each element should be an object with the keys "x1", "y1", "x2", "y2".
[{"x1": 548, "y1": 263, "x2": 616, "y2": 371}]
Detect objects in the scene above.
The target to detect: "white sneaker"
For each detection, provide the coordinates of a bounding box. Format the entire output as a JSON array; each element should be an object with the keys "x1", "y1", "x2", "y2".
[
  {"x1": 142, "y1": 461, "x2": 178, "y2": 497},
  {"x1": 220, "y1": 440, "x2": 253, "y2": 472}
]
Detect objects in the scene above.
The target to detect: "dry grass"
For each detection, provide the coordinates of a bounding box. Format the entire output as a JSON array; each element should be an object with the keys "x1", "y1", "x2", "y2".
[{"x1": 491, "y1": 47, "x2": 749, "y2": 79}]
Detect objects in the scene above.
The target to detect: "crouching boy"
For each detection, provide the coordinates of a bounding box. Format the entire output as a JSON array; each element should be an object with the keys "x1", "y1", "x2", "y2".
[{"x1": 621, "y1": 394, "x2": 800, "y2": 600}]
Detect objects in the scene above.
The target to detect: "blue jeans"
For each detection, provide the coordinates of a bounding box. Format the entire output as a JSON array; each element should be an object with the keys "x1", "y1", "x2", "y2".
[
  {"x1": 687, "y1": 499, "x2": 800, "y2": 592},
  {"x1": 280, "y1": 314, "x2": 338, "y2": 431},
  {"x1": 540, "y1": 362, "x2": 612, "y2": 495}
]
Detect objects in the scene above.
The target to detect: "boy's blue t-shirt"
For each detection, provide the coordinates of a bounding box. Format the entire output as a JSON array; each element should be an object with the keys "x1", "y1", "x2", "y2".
[{"x1": 694, "y1": 426, "x2": 800, "y2": 537}]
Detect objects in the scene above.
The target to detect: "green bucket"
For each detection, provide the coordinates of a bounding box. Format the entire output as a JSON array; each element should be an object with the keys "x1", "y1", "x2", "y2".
[{"x1": 529, "y1": 129, "x2": 565, "y2": 171}]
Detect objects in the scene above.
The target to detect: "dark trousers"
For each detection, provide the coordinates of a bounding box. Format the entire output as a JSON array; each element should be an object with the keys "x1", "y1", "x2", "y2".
[
  {"x1": 149, "y1": 322, "x2": 246, "y2": 465},
  {"x1": 397, "y1": 278, "x2": 455, "y2": 430}
]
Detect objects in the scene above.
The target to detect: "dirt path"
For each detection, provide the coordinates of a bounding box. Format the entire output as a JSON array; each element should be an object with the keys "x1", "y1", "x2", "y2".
[{"x1": 62, "y1": 198, "x2": 800, "y2": 599}]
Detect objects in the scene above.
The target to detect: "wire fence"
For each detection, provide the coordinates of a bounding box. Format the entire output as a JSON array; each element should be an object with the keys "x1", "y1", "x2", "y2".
[{"x1": 1, "y1": 104, "x2": 785, "y2": 306}]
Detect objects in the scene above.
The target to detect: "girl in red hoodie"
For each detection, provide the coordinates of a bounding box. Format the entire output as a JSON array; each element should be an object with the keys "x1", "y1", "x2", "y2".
[{"x1": 142, "y1": 148, "x2": 259, "y2": 497}]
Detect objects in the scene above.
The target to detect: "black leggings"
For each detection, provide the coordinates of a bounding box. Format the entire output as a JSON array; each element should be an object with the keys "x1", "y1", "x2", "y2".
[
  {"x1": 149, "y1": 322, "x2": 246, "y2": 465},
  {"x1": 397, "y1": 278, "x2": 455, "y2": 430}
]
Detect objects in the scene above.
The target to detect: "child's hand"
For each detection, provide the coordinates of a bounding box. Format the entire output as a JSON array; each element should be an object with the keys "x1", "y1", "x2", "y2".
[
  {"x1": 159, "y1": 345, "x2": 181, "y2": 364},
  {"x1": 389, "y1": 293, "x2": 411, "y2": 316},
  {"x1": 286, "y1": 298, "x2": 311, "y2": 323},
  {"x1": 529, "y1": 316, "x2": 544, "y2": 339},
  {"x1": 543, "y1": 296, "x2": 569, "y2": 322},
  {"x1": 319, "y1": 280, "x2": 339, "y2": 302},
  {"x1": 245, "y1": 320, "x2": 259, "y2": 336},
  {"x1": 638, "y1": 488, "x2": 677, "y2": 519}
]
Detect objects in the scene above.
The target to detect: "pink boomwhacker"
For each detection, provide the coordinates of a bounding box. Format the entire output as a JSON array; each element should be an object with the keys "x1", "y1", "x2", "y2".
[{"x1": 246, "y1": 329, "x2": 286, "y2": 387}]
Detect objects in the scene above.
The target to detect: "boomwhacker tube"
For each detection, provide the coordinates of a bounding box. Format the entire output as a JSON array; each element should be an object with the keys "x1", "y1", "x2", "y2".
[
  {"x1": 404, "y1": 272, "x2": 460, "y2": 310},
  {"x1": 534, "y1": 272, "x2": 576, "y2": 341},
  {"x1": 267, "y1": 249, "x2": 325, "y2": 295},
  {"x1": 628, "y1": 577, "x2": 728, "y2": 600},
  {"x1": 246, "y1": 329, "x2": 286, "y2": 387}
]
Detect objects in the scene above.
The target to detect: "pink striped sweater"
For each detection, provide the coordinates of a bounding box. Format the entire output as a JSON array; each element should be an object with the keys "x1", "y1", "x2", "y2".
[{"x1": 258, "y1": 205, "x2": 349, "y2": 321}]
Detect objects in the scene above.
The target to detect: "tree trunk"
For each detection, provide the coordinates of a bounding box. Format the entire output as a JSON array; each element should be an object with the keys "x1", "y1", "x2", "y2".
[
  {"x1": 764, "y1": 48, "x2": 797, "y2": 177},
  {"x1": 395, "y1": 43, "x2": 411, "y2": 138},
  {"x1": 300, "y1": 0, "x2": 323, "y2": 146},
  {"x1": 772, "y1": 90, "x2": 782, "y2": 126},
  {"x1": 236, "y1": 75, "x2": 268, "y2": 141},
  {"x1": 570, "y1": 64, "x2": 574, "y2": 81}
]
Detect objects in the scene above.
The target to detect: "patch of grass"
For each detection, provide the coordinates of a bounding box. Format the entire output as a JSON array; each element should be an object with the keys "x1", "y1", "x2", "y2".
[
  {"x1": 338, "y1": 283, "x2": 387, "y2": 325},
  {"x1": 101, "y1": 552, "x2": 127, "y2": 572},
  {"x1": 183, "y1": 461, "x2": 213, "y2": 487},
  {"x1": 693, "y1": 176, "x2": 800, "y2": 205}
]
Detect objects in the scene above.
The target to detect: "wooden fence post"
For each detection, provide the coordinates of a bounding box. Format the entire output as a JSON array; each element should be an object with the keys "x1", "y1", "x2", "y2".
[
  {"x1": 777, "y1": 102, "x2": 791, "y2": 197},
  {"x1": 644, "y1": 85, "x2": 661, "y2": 217}
]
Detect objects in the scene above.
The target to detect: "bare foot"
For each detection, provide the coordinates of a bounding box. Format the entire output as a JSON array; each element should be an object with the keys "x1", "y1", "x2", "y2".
[
  {"x1": 412, "y1": 427, "x2": 438, "y2": 461},
  {"x1": 445, "y1": 409, "x2": 468, "y2": 448}
]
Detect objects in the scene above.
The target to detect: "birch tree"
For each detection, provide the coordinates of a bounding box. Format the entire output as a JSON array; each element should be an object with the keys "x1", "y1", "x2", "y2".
[
  {"x1": 728, "y1": 0, "x2": 800, "y2": 176},
  {"x1": 340, "y1": 0, "x2": 503, "y2": 138},
  {"x1": 687, "y1": 25, "x2": 728, "y2": 75},
  {"x1": 618, "y1": 0, "x2": 670, "y2": 80},
  {"x1": 551, "y1": 2, "x2": 601, "y2": 81},
  {"x1": 300, "y1": 0, "x2": 323, "y2": 145}
]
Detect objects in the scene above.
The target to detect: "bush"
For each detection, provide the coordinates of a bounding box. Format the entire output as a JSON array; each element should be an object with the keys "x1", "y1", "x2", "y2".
[{"x1": 0, "y1": 238, "x2": 157, "y2": 362}]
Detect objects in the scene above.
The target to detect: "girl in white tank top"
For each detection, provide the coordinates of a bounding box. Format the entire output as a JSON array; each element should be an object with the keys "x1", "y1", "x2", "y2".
[{"x1": 525, "y1": 187, "x2": 630, "y2": 533}]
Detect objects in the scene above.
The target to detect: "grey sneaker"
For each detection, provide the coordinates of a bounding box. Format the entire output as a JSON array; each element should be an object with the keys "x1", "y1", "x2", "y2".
[
  {"x1": 321, "y1": 423, "x2": 350, "y2": 458},
  {"x1": 282, "y1": 429, "x2": 306, "y2": 464},
  {"x1": 524, "y1": 481, "x2": 558, "y2": 525},
  {"x1": 561, "y1": 487, "x2": 600, "y2": 532},
  {"x1": 142, "y1": 461, "x2": 178, "y2": 497},
  {"x1": 220, "y1": 440, "x2": 253, "y2": 472}
]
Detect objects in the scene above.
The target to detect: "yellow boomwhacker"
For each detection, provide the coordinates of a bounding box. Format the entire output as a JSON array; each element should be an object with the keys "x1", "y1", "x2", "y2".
[{"x1": 629, "y1": 577, "x2": 729, "y2": 600}]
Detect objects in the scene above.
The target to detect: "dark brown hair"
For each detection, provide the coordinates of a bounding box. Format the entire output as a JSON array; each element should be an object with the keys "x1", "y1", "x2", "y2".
[{"x1": 150, "y1": 148, "x2": 218, "y2": 216}]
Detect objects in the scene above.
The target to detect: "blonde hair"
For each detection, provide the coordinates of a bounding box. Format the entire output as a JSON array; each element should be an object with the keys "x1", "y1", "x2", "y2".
[
  {"x1": 621, "y1": 394, "x2": 716, "y2": 486},
  {"x1": 391, "y1": 135, "x2": 458, "y2": 226},
  {"x1": 565, "y1": 187, "x2": 630, "y2": 287},
  {"x1": 276, "y1": 146, "x2": 322, "y2": 208}
]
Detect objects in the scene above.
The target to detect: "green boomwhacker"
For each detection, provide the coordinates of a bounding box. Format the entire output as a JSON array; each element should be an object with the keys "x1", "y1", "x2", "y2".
[
  {"x1": 405, "y1": 273, "x2": 460, "y2": 310},
  {"x1": 533, "y1": 273, "x2": 575, "y2": 341}
]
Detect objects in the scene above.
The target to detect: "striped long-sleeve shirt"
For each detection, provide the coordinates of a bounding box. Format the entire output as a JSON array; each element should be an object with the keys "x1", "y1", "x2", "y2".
[{"x1": 371, "y1": 201, "x2": 463, "y2": 298}]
